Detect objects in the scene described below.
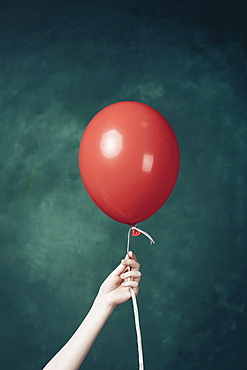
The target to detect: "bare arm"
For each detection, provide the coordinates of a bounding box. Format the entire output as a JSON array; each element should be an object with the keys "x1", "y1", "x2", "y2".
[{"x1": 43, "y1": 251, "x2": 141, "y2": 370}]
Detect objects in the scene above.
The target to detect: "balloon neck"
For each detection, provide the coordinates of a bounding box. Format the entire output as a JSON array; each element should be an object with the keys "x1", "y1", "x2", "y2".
[{"x1": 127, "y1": 226, "x2": 155, "y2": 246}]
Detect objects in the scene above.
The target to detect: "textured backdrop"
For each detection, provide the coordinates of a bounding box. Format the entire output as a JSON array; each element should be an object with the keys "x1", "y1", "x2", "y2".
[{"x1": 0, "y1": 0, "x2": 246, "y2": 369}]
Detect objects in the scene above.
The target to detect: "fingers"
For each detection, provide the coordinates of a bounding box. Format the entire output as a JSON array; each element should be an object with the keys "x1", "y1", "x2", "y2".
[
  {"x1": 121, "y1": 252, "x2": 140, "y2": 271},
  {"x1": 111, "y1": 251, "x2": 140, "y2": 279},
  {"x1": 112, "y1": 261, "x2": 128, "y2": 276},
  {"x1": 121, "y1": 280, "x2": 139, "y2": 288},
  {"x1": 127, "y1": 251, "x2": 137, "y2": 261},
  {"x1": 123, "y1": 251, "x2": 137, "y2": 261},
  {"x1": 120, "y1": 270, "x2": 141, "y2": 282}
]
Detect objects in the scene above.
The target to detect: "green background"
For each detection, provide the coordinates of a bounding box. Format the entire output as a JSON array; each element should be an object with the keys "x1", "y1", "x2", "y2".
[{"x1": 0, "y1": 0, "x2": 246, "y2": 369}]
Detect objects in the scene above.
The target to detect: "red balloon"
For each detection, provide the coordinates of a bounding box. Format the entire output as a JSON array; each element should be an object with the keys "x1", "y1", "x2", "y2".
[{"x1": 78, "y1": 101, "x2": 180, "y2": 225}]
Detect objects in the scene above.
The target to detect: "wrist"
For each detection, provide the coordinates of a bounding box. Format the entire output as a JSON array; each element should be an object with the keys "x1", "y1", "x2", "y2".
[{"x1": 94, "y1": 291, "x2": 116, "y2": 314}]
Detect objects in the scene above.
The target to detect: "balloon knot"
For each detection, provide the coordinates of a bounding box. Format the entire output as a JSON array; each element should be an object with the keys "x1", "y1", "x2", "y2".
[
  {"x1": 130, "y1": 226, "x2": 155, "y2": 244},
  {"x1": 132, "y1": 228, "x2": 142, "y2": 237}
]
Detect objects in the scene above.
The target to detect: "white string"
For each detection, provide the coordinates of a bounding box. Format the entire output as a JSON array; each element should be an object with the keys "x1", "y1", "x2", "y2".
[
  {"x1": 130, "y1": 289, "x2": 143, "y2": 370},
  {"x1": 126, "y1": 226, "x2": 155, "y2": 370},
  {"x1": 127, "y1": 226, "x2": 155, "y2": 253}
]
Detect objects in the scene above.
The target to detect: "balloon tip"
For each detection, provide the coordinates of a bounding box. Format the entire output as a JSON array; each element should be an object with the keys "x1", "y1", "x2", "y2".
[{"x1": 132, "y1": 228, "x2": 142, "y2": 237}]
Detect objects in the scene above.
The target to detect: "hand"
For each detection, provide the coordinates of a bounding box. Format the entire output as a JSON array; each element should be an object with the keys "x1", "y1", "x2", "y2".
[
  {"x1": 43, "y1": 252, "x2": 141, "y2": 370},
  {"x1": 98, "y1": 251, "x2": 141, "y2": 309}
]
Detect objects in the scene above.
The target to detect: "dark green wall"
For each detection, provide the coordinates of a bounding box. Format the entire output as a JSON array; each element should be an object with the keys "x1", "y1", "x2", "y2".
[{"x1": 0, "y1": 0, "x2": 246, "y2": 369}]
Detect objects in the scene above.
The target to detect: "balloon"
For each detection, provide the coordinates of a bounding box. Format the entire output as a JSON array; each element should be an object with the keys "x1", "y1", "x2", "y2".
[{"x1": 78, "y1": 101, "x2": 180, "y2": 225}]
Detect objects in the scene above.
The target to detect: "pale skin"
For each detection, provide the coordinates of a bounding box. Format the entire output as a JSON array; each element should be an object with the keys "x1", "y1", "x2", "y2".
[{"x1": 43, "y1": 251, "x2": 141, "y2": 370}]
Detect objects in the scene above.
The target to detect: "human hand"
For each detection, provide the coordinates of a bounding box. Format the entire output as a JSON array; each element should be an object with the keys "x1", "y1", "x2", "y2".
[{"x1": 97, "y1": 251, "x2": 141, "y2": 309}]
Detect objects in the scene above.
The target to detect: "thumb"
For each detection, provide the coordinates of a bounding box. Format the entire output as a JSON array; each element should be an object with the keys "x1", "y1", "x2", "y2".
[{"x1": 111, "y1": 260, "x2": 127, "y2": 277}]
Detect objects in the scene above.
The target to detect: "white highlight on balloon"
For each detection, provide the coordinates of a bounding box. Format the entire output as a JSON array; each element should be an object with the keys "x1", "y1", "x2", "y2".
[
  {"x1": 100, "y1": 129, "x2": 123, "y2": 158},
  {"x1": 140, "y1": 121, "x2": 148, "y2": 128},
  {"x1": 142, "y1": 154, "x2": 154, "y2": 172}
]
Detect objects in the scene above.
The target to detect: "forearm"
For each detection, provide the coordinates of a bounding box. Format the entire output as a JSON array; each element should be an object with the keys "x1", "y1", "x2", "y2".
[
  {"x1": 43, "y1": 293, "x2": 114, "y2": 370},
  {"x1": 43, "y1": 252, "x2": 140, "y2": 370}
]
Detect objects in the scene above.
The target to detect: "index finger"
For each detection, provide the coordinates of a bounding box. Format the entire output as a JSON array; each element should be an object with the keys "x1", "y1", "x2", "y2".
[
  {"x1": 123, "y1": 251, "x2": 137, "y2": 261},
  {"x1": 121, "y1": 256, "x2": 140, "y2": 271},
  {"x1": 128, "y1": 251, "x2": 137, "y2": 261}
]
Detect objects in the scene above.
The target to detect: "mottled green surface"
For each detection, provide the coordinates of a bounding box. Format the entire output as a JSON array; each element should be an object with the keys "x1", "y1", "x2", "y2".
[{"x1": 0, "y1": 1, "x2": 246, "y2": 369}]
